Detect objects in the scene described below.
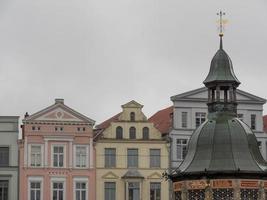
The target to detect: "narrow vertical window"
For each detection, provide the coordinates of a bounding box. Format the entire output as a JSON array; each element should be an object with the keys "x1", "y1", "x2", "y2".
[
  {"x1": 53, "y1": 146, "x2": 64, "y2": 167},
  {"x1": 127, "y1": 149, "x2": 138, "y2": 168},
  {"x1": 251, "y1": 114, "x2": 256, "y2": 130},
  {"x1": 181, "y1": 112, "x2": 188, "y2": 128},
  {"x1": 31, "y1": 145, "x2": 42, "y2": 167},
  {"x1": 195, "y1": 112, "x2": 206, "y2": 128},
  {"x1": 257, "y1": 141, "x2": 262, "y2": 153},
  {"x1": 0, "y1": 180, "x2": 8, "y2": 200},
  {"x1": 130, "y1": 112, "x2": 135, "y2": 121},
  {"x1": 142, "y1": 127, "x2": 149, "y2": 140},
  {"x1": 176, "y1": 139, "x2": 188, "y2": 160},
  {"x1": 150, "y1": 182, "x2": 161, "y2": 200},
  {"x1": 75, "y1": 182, "x2": 87, "y2": 200},
  {"x1": 128, "y1": 182, "x2": 140, "y2": 200},
  {"x1": 0, "y1": 147, "x2": 9, "y2": 167},
  {"x1": 129, "y1": 127, "x2": 136, "y2": 139},
  {"x1": 30, "y1": 181, "x2": 41, "y2": 200},
  {"x1": 105, "y1": 182, "x2": 116, "y2": 200},
  {"x1": 105, "y1": 148, "x2": 116, "y2": 168},
  {"x1": 150, "y1": 149, "x2": 160, "y2": 168},
  {"x1": 76, "y1": 146, "x2": 87, "y2": 168},
  {"x1": 52, "y1": 182, "x2": 64, "y2": 200},
  {"x1": 116, "y1": 126, "x2": 123, "y2": 139}
]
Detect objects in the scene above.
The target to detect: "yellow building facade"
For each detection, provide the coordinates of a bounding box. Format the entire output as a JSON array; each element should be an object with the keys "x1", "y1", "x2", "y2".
[{"x1": 95, "y1": 100, "x2": 170, "y2": 200}]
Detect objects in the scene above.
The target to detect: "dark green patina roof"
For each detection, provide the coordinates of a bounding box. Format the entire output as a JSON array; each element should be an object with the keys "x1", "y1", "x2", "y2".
[
  {"x1": 172, "y1": 114, "x2": 267, "y2": 180},
  {"x1": 203, "y1": 38, "x2": 240, "y2": 85}
]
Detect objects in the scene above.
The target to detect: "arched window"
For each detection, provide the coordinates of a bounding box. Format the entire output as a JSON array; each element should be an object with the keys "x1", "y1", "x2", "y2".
[
  {"x1": 130, "y1": 112, "x2": 135, "y2": 121},
  {"x1": 129, "y1": 127, "x2": 136, "y2": 139},
  {"x1": 142, "y1": 127, "x2": 149, "y2": 140},
  {"x1": 116, "y1": 126, "x2": 123, "y2": 139}
]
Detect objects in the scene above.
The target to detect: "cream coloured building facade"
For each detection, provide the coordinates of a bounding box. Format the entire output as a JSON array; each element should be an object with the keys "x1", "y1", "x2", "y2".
[{"x1": 95, "y1": 100, "x2": 169, "y2": 200}]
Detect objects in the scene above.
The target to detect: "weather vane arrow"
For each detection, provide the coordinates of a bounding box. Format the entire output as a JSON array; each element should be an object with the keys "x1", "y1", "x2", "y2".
[{"x1": 217, "y1": 11, "x2": 228, "y2": 37}]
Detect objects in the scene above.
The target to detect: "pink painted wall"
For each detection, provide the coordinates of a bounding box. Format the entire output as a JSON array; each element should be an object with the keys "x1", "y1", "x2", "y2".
[{"x1": 19, "y1": 121, "x2": 96, "y2": 200}]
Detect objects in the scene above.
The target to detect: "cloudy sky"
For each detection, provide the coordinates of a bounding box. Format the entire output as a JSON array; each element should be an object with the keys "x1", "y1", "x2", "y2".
[{"x1": 0, "y1": 0, "x2": 267, "y2": 125}]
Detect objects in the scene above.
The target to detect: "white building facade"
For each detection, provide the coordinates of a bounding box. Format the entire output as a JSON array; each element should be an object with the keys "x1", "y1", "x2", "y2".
[{"x1": 170, "y1": 87, "x2": 267, "y2": 168}]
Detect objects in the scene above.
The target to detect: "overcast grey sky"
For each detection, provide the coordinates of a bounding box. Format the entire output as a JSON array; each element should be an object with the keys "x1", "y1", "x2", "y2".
[{"x1": 0, "y1": 0, "x2": 267, "y2": 124}]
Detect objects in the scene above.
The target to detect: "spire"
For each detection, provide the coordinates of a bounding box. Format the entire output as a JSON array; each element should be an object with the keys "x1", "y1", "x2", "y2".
[{"x1": 217, "y1": 10, "x2": 225, "y2": 49}]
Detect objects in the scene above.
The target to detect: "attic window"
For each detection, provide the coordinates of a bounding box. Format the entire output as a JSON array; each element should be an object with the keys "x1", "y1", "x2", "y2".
[
  {"x1": 130, "y1": 112, "x2": 135, "y2": 121},
  {"x1": 55, "y1": 127, "x2": 64, "y2": 132}
]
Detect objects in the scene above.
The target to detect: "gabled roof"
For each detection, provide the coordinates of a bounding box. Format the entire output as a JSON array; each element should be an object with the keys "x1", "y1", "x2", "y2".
[
  {"x1": 95, "y1": 112, "x2": 121, "y2": 130},
  {"x1": 23, "y1": 99, "x2": 95, "y2": 125},
  {"x1": 264, "y1": 115, "x2": 267, "y2": 133},
  {"x1": 149, "y1": 106, "x2": 173, "y2": 135},
  {"x1": 171, "y1": 87, "x2": 266, "y2": 104},
  {"x1": 121, "y1": 100, "x2": 143, "y2": 108}
]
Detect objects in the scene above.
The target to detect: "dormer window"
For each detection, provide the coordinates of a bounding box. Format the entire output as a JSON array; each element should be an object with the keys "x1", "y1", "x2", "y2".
[
  {"x1": 116, "y1": 126, "x2": 123, "y2": 139},
  {"x1": 129, "y1": 127, "x2": 136, "y2": 139},
  {"x1": 130, "y1": 112, "x2": 135, "y2": 121}
]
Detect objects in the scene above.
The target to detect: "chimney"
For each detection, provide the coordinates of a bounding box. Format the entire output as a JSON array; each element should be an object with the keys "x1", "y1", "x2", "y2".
[{"x1": 55, "y1": 99, "x2": 64, "y2": 104}]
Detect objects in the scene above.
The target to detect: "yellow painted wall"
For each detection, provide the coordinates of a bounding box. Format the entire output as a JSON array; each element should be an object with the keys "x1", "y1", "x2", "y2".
[{"x1": 95, "y1": 101, "x2": 170, "y2": 200}]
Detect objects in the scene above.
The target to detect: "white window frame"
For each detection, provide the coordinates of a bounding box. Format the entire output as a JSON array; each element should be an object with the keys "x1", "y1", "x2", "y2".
[
  {"x1": 176, "y1": 139, "x2": 188, "y2": 160},
  {"x1": 51, "y1": 177, "x2": 66, "y2": 200},
  {"x1": 28, "y1": 144, "x2": 44, "y2": 167},
  {"x1": 73, "y1": 177, "x2": 89, "y2": 200},
  {"x1": 28, "y1": 176, "x2": 43, "y2": 200},
  {"x1": 73, "y1": 145, "x2": 89, "y2": 168},
  {"x1": 181, "y1": 112, "x2": 188, "y2": 128},
  {"x1": 51, "y1": 144, "x2": 66, "y2": 168},
  {"x1": 195, "y1": 112, "x2": 206, "y2": 128}
]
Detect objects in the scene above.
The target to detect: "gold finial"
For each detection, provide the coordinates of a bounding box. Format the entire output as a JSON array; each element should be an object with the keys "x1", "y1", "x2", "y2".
[{"x1": 217, "y1": 11, "x2": 227, "y2": 37}]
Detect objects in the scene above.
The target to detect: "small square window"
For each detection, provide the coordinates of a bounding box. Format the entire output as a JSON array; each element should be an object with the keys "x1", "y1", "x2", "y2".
[
  {"x1": 32, "y1": 126, "x2": 36, "y2": 131},
  {"x1": 77, "y1": 127, "x2": 80, "y2": 131},
  {"x1": 83, "y1": 127, "x2": 86, "y2": 131},
  {"x1": 60, "y1": 127, "x2": 63, "y2": 131},
  {"x1": 37, "y1": 127, "x2": 41, "y2": 131}
]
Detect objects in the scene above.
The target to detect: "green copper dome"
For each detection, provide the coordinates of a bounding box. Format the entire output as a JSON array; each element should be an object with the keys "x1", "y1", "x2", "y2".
[
  {"x1": 173, "y1": 114, "x2": 267, "y2": 180},
  {"x1": 203, "y1": 37, "x2": 240, "y2": 85}
]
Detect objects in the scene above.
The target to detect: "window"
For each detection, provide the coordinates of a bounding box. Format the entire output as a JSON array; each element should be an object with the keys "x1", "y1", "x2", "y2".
[
  {"x1": 32, "y1": 126, "x2": 36, "y2": 131},
  {"x1": 258, "y1": 141, "x2": 262, "y2": 153},
  {"x1": 142, "y1": 127, "x2": 149, "y2": 140},
  {"x1": 116, "y1": 126, "x2": 123, "y2": 139},
  {"x1": 251, "y1": 114, "x2": 256, "y2": 130},
  {"x1": 53, "y1": 146, "x2": 64, "y2": 167},
  {"x1": 30, "y1": 181, "x2": 41, "y2": 200},
  {"x1": 127, "y1": 149, "x2": 138, "y2": 168},
  {"x1": 76, "y1": 146, "x2": 87, "y2": 168},
  {"x1": 129, "y1": 127, "x2": 136, "y2": 139},
  {"x1": 105, "y1": 182, "x2": 116, "y2": 200},
  {"x1": 237, "y1": 114, "x2": 244, "y2": 121},
  {"x1": 0, "y1": 147, "x2": 9, "y2": 166},
  {"x1": 0, "y1": 180, "x2": 8, "y2": 200},
  {"x1": 130, "y1": 112, "x2": 135, "y2": 121},
  {"x1": 150, "y1": 149, "x2": 160, "y2": 168},
  {"x1": 31, "y1": 145, "x2": 42, "y2": 167},
  {"x1": 150, "y1": 183, "x2": 161, "y2": 200},
  {"x1": 128, "y1": 182, "x2": 140, "y2": 200},
  {"x1": 75, "y1": 182, "x2": 87, "y2": 200},
  {"x1": 176, "y1": 139, "x2": 187, "y2": 160},
  {"x1": 55, "y1": 127, "x2": 64, "y2": 131},
  {"x1": 195, "y1": 112, "x2": 206, "y2": 128},
  {"x1": 181, "y1": 112, "x2": 188, "y2": 128},
  {"x1": 52, "y1": 182, "x2": 64, "y2": 200},
  {"x1": 105, "y1": 148, "x2": 116, "y2": 168}
]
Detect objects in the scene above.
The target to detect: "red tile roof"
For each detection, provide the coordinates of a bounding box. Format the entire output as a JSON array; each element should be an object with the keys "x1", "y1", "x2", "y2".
[
  {"x1": 95, "y1": 112, "x2": 121, "y2": 130},
  {"x1": 149, "y1": 106, "x2": 173, "y2": 135},
  {"x1": 264, "y1": 115, "x2": 267, "y2": 133}
]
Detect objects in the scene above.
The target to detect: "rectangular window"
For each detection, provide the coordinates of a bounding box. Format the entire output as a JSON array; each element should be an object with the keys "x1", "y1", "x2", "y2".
[
  {"x1": 237, "y1": 114, "x2": 244, "y2": 122},
  {"x1": 104, "y1": 182, "x2": 116, "y2": 200},
  {"x1": 75, "y1": 182, "x2": 87, "y2": 200},
  {"x1": 195, "y1": 112, "x2": 206, "y2": 128},
  {"x1": 150, "y1": 149, "x2": 160, "y2": 168},
  {"x1": 0, "y1": 147, "x2": 9, "y2": 166},
  {"x1": 76, "y1": 146, "x2": 87, "y2": 168},
  {"x1": 52, "y1": 182, "x2": 64, "y2": 200},
  {"x1": 251, "y1": 114, "x2": 256, "y2": 130},
  {"x1": 258, "y1": 141, "x2": 262, "y2": 153},
  {"x1": 181, "y1": 112, "x2": 187, "y2": 128},
  {"x1": 105, "y1": 148, "x2": 116, "y2": 168},
  {"x1": 53, "y1": 146, "x2": 64, "y2": 167},
  {"x1": 31, "y1": 145, "x2": 42, "y2": 167},
  {"x1": 127, "y1": 149, "x2": 138, "y2": 168},
  {"x1": 128, "y1": 182, "x2": 140, "y2": 200},
  {"x1": 30, "y1": 181, "x2": 41, "y2": 200},
  {"x1": 0, "y1": 180, "x2": 8, "y2": 200},
  {"x1": 176, "y1": 139, "x2": 188, "y2": 160},
  {"x1": 150, "y1": 183, "x2": 161, "y2": 200}
]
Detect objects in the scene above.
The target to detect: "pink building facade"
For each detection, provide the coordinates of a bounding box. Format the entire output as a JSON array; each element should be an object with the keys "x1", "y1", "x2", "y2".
[{"x1": 19, "y1": 99, "x2": 96, "y2": 200}]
